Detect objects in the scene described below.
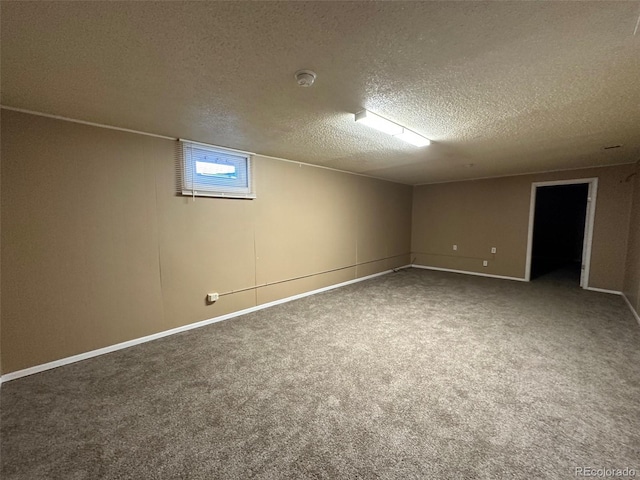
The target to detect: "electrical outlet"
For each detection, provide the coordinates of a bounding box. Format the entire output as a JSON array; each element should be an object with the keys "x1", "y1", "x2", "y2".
[
  {"x1": 491, "y1": 247, "x2": 497, "y2": 254},
  {"x1": 453, "y1": 244, "x2": 458, "y2": 251},
  {"x1": 483, "y1": 260, "x2": 488, "y2": 267},
  {"x1": 207, "y1": 293, "x2": 219, "y2": 303}
]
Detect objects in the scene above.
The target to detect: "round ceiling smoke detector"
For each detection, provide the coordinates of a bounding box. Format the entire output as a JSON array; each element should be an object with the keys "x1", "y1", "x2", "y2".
[{"x1": 295, "y1": 70, "x2": 317, "y2": 87}]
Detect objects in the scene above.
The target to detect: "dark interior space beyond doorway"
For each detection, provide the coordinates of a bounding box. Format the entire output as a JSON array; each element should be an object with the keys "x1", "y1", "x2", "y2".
[{"x1": 531, "y1": 183, "x2": 589, "y2": 282}]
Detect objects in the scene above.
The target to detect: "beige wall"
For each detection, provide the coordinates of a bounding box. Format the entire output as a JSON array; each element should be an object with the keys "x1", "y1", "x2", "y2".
[
  {"x1": 623, "y1": 162, "x2": 640, "y2": 317},
  {"x1": 2, "y1": 108, "x2": 636, "y2": 375},
  {"x1": 0, "y1": 110, "x2": 412, "y2": 373},
  {"x1": 412, "y1": 165, "x2": 635, "y2": 290}
]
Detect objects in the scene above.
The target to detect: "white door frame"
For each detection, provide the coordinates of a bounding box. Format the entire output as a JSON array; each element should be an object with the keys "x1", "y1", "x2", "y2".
[{"x1": 524, "y1": 177, "x2": 598, "y2": 288}]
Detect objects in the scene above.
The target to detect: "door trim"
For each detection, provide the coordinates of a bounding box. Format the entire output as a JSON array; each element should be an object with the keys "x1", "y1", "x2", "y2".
[{"x1": 524, "y1": 177, "x2": 598, "y2": 288}]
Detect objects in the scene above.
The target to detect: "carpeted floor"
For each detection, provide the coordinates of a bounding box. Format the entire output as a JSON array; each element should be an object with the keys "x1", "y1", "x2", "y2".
[{"x1": 1, "y1": 268, "x2": 639, "y2": 479}]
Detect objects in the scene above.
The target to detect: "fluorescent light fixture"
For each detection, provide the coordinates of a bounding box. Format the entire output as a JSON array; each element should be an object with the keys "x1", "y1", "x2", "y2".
[
  {"x1": 355, "y1": 110, "x2": 403, "y2": 136},
  {"x1": 354, "y1": 109, "x2": 430, "y2": 147},
  {"x1": 395, "y1": 129, "x2": 431, "y2": 147}
]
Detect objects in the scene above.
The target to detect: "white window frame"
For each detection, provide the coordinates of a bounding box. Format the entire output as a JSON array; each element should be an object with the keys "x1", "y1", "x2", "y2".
[{"x1": 179, "y1": 139, "x2": 256, "y2": 199}]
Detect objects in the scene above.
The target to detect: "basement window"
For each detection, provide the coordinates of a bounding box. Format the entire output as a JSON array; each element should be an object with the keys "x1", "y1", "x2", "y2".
[{"x1": 180, "y1": 140, "x2": 255, "y2": 199}]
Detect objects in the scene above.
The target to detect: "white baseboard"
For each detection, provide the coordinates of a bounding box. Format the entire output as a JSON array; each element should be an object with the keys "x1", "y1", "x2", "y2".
[
  {"x1": 622, "y1": 293, "x2": 640, "y2": 327},
  {"x1": 411, "y1": 264, "x2": 528, "y2": 282},
  {"x1": 1, "y1": 266, "x2": 409, "y2": 384},
  {"x1": 585, "y1": 287, "x2": 622, "y2": 295}
]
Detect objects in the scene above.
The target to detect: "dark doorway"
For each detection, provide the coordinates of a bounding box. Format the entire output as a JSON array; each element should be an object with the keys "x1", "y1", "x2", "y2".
[{"x1": 531, "y1": 183, "x2": 589, "y2": 282}]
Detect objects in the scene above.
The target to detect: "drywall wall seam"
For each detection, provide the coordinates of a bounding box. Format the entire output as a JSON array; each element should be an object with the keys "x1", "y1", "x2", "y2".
[
  {"x1": 622, "y1": 293, "x2": 640, "y2": 327},
  {"x1": 0, "y1": 266, "x2": 410, "y2": 383},
  {"x1": 153, "y1": 149, "x2": 165, "y2": 313},
  {"x1": 411, "y1": 264, "x2": 527, "y2": 282},
  {"x1": 0, "y1": 106, "x2": 404, "y2": 185}
]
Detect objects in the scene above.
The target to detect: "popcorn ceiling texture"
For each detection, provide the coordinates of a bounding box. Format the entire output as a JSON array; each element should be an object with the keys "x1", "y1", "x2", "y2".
[
  {"x1": 2, "y1": 2, "x2": 639, "y2": 184},
  {"x1": 2, "y1": 269, "x2": 640, "y2": 479}
]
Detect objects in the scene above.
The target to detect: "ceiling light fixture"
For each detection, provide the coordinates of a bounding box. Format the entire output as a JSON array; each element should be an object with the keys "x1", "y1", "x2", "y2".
[
  {"x1": 355, "y1": 109, "x2": 430, "y2": 147},
  {"x1": 354, "y1": 110, "x2": 403, "y2": 136},
  {"x1": 395, "y1": 129, "x2": 431, "y2": 147}
]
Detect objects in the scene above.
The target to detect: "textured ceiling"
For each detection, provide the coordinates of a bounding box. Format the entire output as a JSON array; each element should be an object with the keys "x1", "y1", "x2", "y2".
[{"x1": 2, "y1": 1, "x2": 640, "y2": 184}]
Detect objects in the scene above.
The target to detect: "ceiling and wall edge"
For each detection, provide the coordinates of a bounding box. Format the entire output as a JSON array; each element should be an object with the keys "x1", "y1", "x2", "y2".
[
  {"x1": 4, "y1": 105, "x2": 634, "y2": 188},
  {"x1": 414, "y1": 161, "x2": 640, "y2": 187},
  {"x1": 0, "y1": 106, "x2": 407, "y2": 187}
]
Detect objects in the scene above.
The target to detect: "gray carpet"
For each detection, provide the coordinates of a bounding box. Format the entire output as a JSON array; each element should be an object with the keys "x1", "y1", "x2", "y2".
[{"x1": 2, "y1": 268, "x2": 639, "y2": 479}]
